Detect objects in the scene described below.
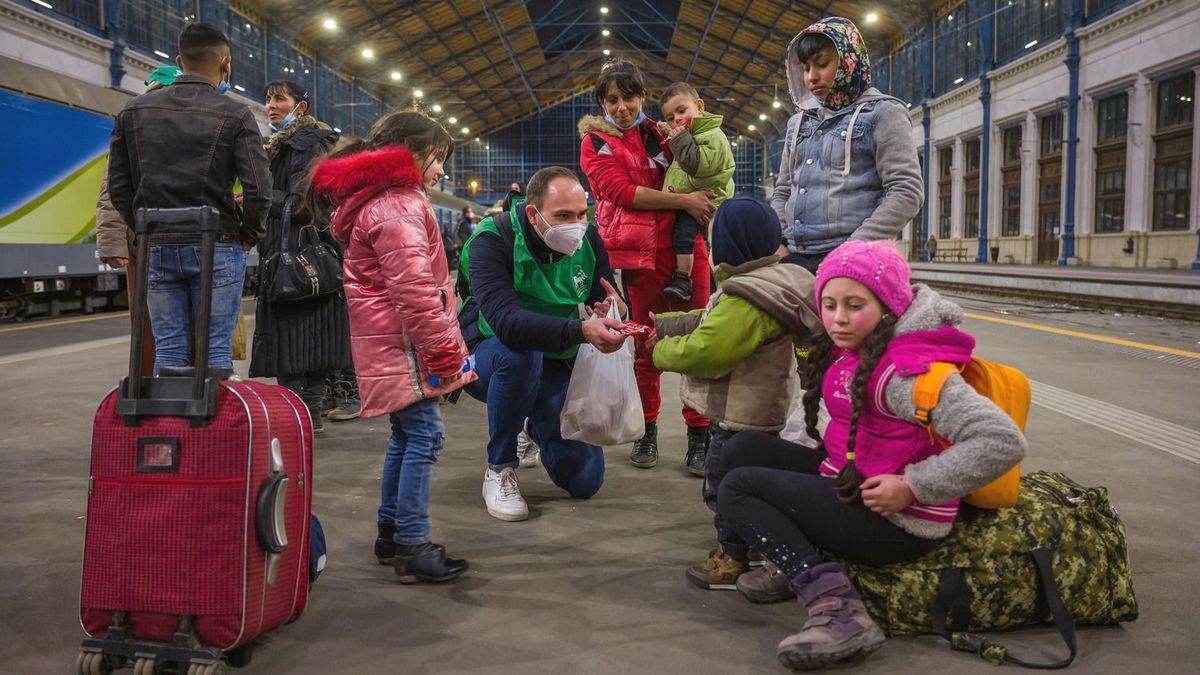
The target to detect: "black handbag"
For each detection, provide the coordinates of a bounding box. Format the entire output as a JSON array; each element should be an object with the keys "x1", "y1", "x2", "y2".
[{"x1": 264, "y1": 198, "x2": 343, "y2": 302}]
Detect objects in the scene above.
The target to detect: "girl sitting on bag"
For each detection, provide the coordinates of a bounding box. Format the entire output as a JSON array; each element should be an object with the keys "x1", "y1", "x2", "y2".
[
  {"x1": 645, "y1": 197, "x2": 821, "y2": 591},
  {"x1": 310, "y1": 111, "x2": 476, "y2": 584},
  {"x1": 715, "y1": 239, "x2": 1026, "y2": 670}
]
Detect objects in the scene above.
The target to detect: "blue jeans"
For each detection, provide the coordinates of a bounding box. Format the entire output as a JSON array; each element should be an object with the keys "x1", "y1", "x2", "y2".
[
  {"x1": 465, "y1": 337, "x2": 605, "y2": 499},
  {"x1": 378, "y1": 398, "x2": 444, "y2": 545},
  {"x1": 146, "y1": 243, "x2": 245, "y2": 373}
]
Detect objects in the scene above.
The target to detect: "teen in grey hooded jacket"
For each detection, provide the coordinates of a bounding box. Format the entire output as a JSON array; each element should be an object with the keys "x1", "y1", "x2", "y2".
[{"x1": 771, "y1": 17, "x2": 923, "y2": 265}]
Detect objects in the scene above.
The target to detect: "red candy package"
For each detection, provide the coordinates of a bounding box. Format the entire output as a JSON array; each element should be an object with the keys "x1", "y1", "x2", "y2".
[{"x1": 619, "y1": 320, "x2": 655, "y2": 337}]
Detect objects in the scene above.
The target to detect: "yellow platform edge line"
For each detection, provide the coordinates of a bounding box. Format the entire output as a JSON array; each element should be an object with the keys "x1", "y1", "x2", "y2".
[
  {"x1": 0, "y1": 312, "x2": 129, "y2": 333},
  {"x1": 963, "y1": 311, "x2": 1200, "y2": 359}
]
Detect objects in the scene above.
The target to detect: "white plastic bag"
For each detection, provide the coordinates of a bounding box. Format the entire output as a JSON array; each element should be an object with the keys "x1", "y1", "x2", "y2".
[{"x1": 560, "y1": 304, "x2": 644, "y2": 446}]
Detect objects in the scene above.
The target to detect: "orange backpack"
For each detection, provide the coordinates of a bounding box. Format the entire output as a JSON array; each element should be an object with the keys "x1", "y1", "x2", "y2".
[{"x1": 912, "y1": 357, "x2": 1029, "y2": 509}]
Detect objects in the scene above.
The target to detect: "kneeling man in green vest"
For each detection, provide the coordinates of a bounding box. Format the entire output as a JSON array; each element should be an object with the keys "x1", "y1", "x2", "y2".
[{"x1": 459, "y1": 166, "x2": 630, "y2": 522}]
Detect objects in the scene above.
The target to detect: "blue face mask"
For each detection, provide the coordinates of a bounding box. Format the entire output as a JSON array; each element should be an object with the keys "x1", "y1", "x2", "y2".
[
  {"x1": 605, "y1": 110, "x2": 647, "y2": 131},
  {"x1": 270, "y1": 112, "x2": 296, "y2": 133},
  {"x1": 217, "y1": 63, "x2": 231, "y2": 94}
]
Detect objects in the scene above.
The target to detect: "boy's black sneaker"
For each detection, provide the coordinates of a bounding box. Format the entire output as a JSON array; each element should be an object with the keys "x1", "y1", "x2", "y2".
[
  {"x1": 630, "y1": 422, "x2": 658, "y2": 468},
  {"x1": 685, "y1": 425, "x2": 709, "y2": 477},
  {"x1": 662, "y1": 271, "x2": 693, "y2": 302}
]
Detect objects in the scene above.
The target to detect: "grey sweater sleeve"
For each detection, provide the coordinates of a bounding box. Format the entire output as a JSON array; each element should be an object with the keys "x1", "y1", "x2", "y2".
[
  {"x1": 770, "y1": 114, "x2": 800, "y2": 238},
  {"x1": 885, "y1": 372, "x2": 1027, "y2": 505},
  {"x1": 851, "y1": 103, "x2": 923, "y2": 242}
]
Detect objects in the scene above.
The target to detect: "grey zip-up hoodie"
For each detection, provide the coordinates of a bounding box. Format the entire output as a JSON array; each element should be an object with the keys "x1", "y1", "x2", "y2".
[{"x1": 770, "y1": 24, "x2": 923, "y2": 255}]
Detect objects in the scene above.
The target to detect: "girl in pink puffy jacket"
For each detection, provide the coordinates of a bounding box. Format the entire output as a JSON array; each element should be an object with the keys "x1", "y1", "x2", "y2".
[{"x1": 310, "y1": 111, "x2": 477, "y2": 584}]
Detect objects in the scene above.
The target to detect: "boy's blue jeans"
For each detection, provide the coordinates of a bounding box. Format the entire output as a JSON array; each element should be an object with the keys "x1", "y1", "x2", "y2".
[
  {"x1": 378, "y1": 398, "x2": 444, "y2": 545},
  {"x1": 466, "y1": 337, "x2": 605, "y2": 499},
  {"x1": 145, "y1": 243, "x2": 245, "y2": 373}
]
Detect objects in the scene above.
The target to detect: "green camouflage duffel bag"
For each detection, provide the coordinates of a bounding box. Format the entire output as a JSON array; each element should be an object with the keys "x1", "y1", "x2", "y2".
[{"x1": 845, "y1": 471, "x2": 1138, "y2": 668}]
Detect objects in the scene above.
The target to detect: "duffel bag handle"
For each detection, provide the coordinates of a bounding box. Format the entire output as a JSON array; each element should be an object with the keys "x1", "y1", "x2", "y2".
[{"x1": 932, "y1": 548, "x2": 1078, "y2": 669}]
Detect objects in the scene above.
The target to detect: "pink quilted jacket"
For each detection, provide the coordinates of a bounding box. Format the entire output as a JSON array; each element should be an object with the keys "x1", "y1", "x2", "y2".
[{"x1": 312, "y1": 145, "x2": 475, "y2": 418}]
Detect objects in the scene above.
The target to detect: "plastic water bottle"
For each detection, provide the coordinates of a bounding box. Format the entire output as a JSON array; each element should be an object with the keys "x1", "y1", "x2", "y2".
[{"x1": 430, "y1": 355, "x2": 475, "y2": 387}]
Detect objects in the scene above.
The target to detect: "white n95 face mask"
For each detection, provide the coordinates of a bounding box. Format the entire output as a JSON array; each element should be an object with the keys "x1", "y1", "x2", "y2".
[
  {"x1": 533, "y1": 207, "x2": 588, "y2": 255},
  {"x1": 543, "y1": 222, "x2": 588, "y2": 255}
]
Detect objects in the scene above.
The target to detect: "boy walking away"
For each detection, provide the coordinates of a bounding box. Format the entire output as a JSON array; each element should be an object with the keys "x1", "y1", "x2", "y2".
[
  {"x1": 647, "y1": 197, "x2": 822, "y2": 581},
  {"x1": 659, "y1": 82, "x2": 736, "y2": 302},
  {"x1": 107, "y1": 22, "x2": 271, "y2": 374}
]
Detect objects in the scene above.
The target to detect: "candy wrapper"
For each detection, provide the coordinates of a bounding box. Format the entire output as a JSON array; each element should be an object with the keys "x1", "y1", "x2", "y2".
[{"x1": 619, "y1": 320, "x2": 655, "y2": 337}]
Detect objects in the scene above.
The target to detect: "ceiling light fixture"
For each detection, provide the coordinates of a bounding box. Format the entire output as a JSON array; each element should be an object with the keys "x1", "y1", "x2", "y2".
[
  {"x1": 600, "y1": 6, "x2": 609, "y2": 14},
  {"x1": 865, "y1": 12, "x2": 879, "y2": 24},
  {"x1": 322, "y1": 18, "x2": 336, "y2": 31},
  {"x1": 602, "y1": 29, "x2": 610, "y2": 36},
  {"x1": 953, "y1": 76, "x2": 965, "y2": 84},
  {"x1": 390, "y1": 71, "x2": 402, "y2": 81},
  {"x1": 772, "y1": 100, "x2": 781, "y2": 108},
  {"x1": 414, "y1": 89, "x2": 424, "y2": 98},
  {"x1": 432, "y1": 104, "x2": 442, "y2": 112},
  {"x1": 748, "y1": 124, "x2": 756, "y2": 131},
  {"x1": 461, "y1": 126, "x2": 470, "y2": 134},
  {"x1": 603, "y1": 48, "x2": 611, "y2": 56},
  {"x1": 759, "y1": 113, "x2": 767, "y2": 120},
  {"x1": 361, "y1": 47, "x2": 374, "y2": 59},
  {"x1": 448, "y1": 116, "x2": 458, "y2": 124}
]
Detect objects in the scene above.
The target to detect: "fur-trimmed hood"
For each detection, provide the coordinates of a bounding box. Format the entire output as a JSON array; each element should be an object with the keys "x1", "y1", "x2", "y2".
[
  {"x1": 263, "y1": 115, "x2": 333, "y2": 160},
  {"x1": 577, "y1": 114, "x2": 625, "y2": 138},
  {"x1": 311, "y1": 145, "x2": 424, "y2": 243}
]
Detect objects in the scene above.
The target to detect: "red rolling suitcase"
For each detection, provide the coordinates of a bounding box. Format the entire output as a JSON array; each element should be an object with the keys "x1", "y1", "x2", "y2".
[{"x1": 78, "y1": 207, "x2": 313, "y2": 675}]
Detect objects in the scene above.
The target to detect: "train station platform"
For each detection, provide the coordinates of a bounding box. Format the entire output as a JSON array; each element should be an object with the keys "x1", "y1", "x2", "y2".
[
  {"x1": 910, "y1": 262, "x2": 1200, "y2": 318},
  {"x1": 2, "y1": 295, "x2": 1198, "y2": 674}
]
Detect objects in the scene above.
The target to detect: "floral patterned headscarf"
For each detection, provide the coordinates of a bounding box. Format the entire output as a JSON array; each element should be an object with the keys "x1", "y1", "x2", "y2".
[{"x1": 785, "y1": 17, "x2": 873, "y2": 111}]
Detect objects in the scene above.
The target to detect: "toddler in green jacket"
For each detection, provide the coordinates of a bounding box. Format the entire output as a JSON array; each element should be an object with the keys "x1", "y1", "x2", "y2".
[
  {"x1": 647, "y1": 196, "x2": 822, "y2": 590},
  {"x1": 659, "y1": 82, "x2": 736, "y2": 302}
]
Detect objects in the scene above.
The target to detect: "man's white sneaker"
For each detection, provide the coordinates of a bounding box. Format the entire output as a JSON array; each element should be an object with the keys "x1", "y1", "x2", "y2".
[
  {"x1": 482, "y1": 467, "x2": 529, "y2": 522},
  {"x1": 516, "y1": 428, "x2": 540, "y2": 468}
]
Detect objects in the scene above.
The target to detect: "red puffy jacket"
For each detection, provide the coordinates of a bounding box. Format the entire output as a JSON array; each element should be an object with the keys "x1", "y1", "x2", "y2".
[
  {"x1": 578, "y1": 115, "x2": 675, "y2": 271},
  {"x1": 312, "y1": 145, "x2": 475, "y2": 418}
]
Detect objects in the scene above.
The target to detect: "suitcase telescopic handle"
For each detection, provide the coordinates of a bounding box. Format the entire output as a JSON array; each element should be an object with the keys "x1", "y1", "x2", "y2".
[{"x1": 128, "y1": 206, "x2": 221, "y2": 401}]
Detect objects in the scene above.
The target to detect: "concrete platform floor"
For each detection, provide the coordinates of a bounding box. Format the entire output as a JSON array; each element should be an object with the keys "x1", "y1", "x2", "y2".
[{"x1": 1, "y1": 293, "x2": 1197, "y2": 674}]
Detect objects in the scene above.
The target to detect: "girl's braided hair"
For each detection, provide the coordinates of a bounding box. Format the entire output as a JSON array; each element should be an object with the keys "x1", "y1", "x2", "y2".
[{"x1": 802, "y1": 314, "x2": 899, "y2": 503}]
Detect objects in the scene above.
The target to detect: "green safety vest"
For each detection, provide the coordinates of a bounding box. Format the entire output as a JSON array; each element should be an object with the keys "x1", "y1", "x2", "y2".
[{"x1": 459, "y1": 201, "x2": 596, "y2": 359}]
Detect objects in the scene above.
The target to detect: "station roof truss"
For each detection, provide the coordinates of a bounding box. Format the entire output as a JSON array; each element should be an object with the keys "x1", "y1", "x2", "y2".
[{"x1": 250, "y1": 0, "x2": 928, "y2": 140}]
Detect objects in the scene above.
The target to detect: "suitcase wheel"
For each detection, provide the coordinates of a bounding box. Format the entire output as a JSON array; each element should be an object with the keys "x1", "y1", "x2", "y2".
[
  {"x1": 185, "y1": 663, "x2": 227, "y2": 675},
  {"x1": 76, "y1": 651, "x2": 114, "y2": 675}
]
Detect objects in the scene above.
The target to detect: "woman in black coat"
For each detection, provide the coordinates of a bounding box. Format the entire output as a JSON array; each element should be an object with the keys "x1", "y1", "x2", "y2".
[{"x1": 249, "y1": 80, "x2": 350, "y2": 430}]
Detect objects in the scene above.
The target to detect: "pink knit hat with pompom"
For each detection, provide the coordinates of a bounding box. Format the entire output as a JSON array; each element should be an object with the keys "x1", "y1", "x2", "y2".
[{"x1": 814, "y1": 239, "x2": 913, "y2": 317}]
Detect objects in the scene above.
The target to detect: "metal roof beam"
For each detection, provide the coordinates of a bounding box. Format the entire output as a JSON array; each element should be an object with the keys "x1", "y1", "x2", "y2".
[
  {"x1": 684, "y1": 1, "x2": 721, "y2": 81},
  {"x1": 613, "y1": 5, "x2": 671, "y2": 52},
  {"x1": 541, "y1": 5, "x2": 589, "y2": 52},
  {"x1": 479, "y1": 0, "x2": 543, "y2": 113}
]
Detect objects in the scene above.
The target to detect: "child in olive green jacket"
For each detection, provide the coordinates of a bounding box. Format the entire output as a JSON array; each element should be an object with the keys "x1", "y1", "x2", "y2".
[
  {"x1": 648, "y1": 196, "x2": 821, "y2": 590},
  {"x1": 658, "y1": 82, "x2": 736, "y2": 302}
]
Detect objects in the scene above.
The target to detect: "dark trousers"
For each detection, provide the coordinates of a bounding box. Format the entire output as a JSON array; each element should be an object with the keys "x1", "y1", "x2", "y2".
[
  {"x1": 671, "y1": 211, "x2": 704, "y2": 255},
  {"x1": 717, "y1": 432, "x2": 938, "y2": 578},
  {"x1": 278, "y1": 371, "x2": 327, "y2": 422},
  {"x1": 780, "y1": 250, "x2": 829, "y2": 275},
  {"x1": 465, "y1": 337, "x2": 605, "y2": 498}
]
